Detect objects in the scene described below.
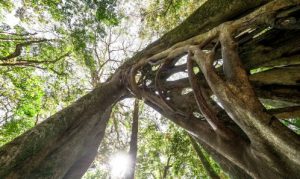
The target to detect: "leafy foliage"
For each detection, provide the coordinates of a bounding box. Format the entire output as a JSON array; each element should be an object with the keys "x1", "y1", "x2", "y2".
[
  {"x1": 139, "y1": 0, "x2": 205, "y2": 38},
  {"x1": 0, "y1": 117, "x2": 35, "y2": 146},
  {"x1": 281, "y1": 118, "x2": 300, "y2": 134},
  {"x1": 136, "y1": 120, "x2": 226, "y2": 178},
  {"x1": 0, "y1": 0, "x2": 121, "y2": 146}
]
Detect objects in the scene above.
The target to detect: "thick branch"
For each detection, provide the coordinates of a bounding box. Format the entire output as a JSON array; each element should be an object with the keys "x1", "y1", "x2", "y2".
[
  {"x1": 0, "y1": 52, "x2": 70, "y2": 66},
  {"x1": 187, "y1": 54, "x2": 235, "y2": 139},
  {"x1": 0, "y1": 39, "x2": 48, "y2": 61}
]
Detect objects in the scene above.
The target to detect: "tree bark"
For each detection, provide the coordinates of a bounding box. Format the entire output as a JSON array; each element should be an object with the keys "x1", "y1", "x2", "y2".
[
  {"x1": 137, "y1": 1, "x2": 300, "y2": 178},
  {"x1": 189, "y1": 135, "x2": 220, "y2": 179},
  {"x1": 125, "y1": 99, "x2": 139, "y2": 179},
  {"x1": 1, "y1": 0, "x2": 300, "y2": 178},
  {"x1": 195, "y1": 138, "x2": 252, "y2": 179},
  {"x1": 0, "y1": 73, "x2": 126, "y2": 179},
  {"x1": 63, "y1": 106, "x2": 112, "y2": 179}
]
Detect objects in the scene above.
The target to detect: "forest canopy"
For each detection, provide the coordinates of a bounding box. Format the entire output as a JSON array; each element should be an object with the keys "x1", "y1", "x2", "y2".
[{"x1": 0, "y1": 0, "x2": 300, "y2": 178}]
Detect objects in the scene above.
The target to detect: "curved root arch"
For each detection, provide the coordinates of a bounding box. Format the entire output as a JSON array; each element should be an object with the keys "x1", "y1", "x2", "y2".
[{"x1": 125, "y1": 1, "x2": 300, "y2": 177}]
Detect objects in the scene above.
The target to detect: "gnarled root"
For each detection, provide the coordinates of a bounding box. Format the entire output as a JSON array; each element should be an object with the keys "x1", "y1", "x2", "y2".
[{"x1": 190, "y1": 27, "x2": 300, "y2": 174}]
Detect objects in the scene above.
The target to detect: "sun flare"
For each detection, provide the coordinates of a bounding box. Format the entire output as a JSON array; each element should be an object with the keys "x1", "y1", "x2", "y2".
[{"x1": 109, "y1": 152, "x2": 131, "y2": 178}]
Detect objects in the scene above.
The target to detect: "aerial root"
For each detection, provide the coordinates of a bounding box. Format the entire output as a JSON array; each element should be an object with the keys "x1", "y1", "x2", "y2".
[{"x1": 187, "y1": 50, "x2": 236, "y2": 140}]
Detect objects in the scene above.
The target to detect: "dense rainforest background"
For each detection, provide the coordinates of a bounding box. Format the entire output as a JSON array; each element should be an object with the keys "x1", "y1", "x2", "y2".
[{"x1": 0, "y1": 0, "x2": 299, "y2": 178}]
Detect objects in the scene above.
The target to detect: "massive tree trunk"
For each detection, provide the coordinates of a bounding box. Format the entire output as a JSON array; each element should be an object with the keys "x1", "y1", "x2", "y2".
[
  {"x1": 0, "y1": 74, "x2": 126, "y2": 178},
  {"x1": 0, "y1": 0, "x2": 300, "y2": 178},
  {"x1": 125, "y1": 0, "x2": 300, "y2": 178}
]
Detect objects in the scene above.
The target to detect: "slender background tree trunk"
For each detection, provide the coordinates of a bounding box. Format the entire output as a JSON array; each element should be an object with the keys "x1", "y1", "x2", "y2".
[
  {"x1": 126, "y1": 99, "x2": 139, "y2": 179},
  {"x1": 189, "y1": 135, "x2": 220, "y2": 179}
]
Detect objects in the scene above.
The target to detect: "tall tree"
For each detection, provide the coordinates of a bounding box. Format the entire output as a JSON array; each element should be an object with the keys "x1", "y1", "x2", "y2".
[
  {"x1": 0, "y1": 0, "x2": 300, "y2": 178},
  {"x1": 125, "y1": 99, "x2": 139, "y2": 179}
]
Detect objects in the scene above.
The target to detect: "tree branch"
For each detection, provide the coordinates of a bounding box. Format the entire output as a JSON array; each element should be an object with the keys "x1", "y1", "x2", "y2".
[
  {"x1": 0, "y1": 39, "x2": 48, "y2": 61},
  {"x1": 187, "y1": 52, "x2": 235, "y2": 139},
  {"x1": 0, "y1": 52, "x2": 70, "y2": 66}
]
